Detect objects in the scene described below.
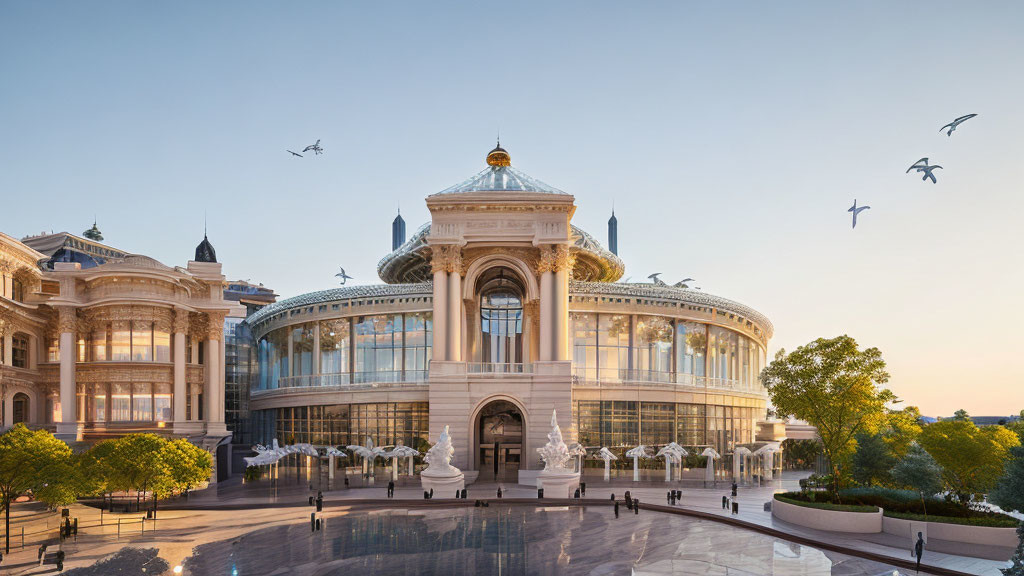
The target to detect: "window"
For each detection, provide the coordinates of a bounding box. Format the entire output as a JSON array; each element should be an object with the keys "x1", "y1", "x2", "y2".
[
  {"x1": 47, "y1": 337, "x2": 60, "y2": 363},
  {"x1": 635, "y1": 316, "x2": 672, "y2": 377},
  {"x1": 11, "y1": 278, "x2": 24, "y2": 302},
  {"x1": 354, "y1": 315, "x2": 401, "y2": 381},
  {"x1": 91, "y1": 325, "x2": 108, "y2": 362},
  {"x1": 292, "y1": 323, "x2": 315, "y2": 376},
  {"x1": 111, "y1": 383, "x2": 131, "y2": 421},
  {"x1": 571, "y1": 313, "x2": 598, "y2": 380},
  {"x1": 12, "y1": 333, "x2": 29, "y2": 368},
  {"x1": 153, "y1": 383, "x2": 172, "y2": 421},
  {"x1": 131, "y1": 321, "x2": 153, "y2": 362},
  {"x1": 480, "y1": 289, "x2": 523, "y2": 364},
  {"x1": 319, "y1": 318, "x2": 350, "y2": 374},
  {"x1": 403, "y1": 312, "x2": 431, "y2": 376},
  {"x1": 675, "y1": 322, "x2": 706, "y2": 379},
  {"x1": 111, "y1": 322, "x2": 131, "y2": 361},
  {"x1": 154, "y1": 329, "x2": 171, "y2": 362},
  {"x1": 598, "y1": 315, "x2": 631, "y2": 379}
]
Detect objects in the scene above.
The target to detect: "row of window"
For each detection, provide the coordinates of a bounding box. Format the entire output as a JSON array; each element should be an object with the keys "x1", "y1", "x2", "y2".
[
  {"x1": 3, "y1": 333, "x2": 30, "y2": 368},
  {"x1": 73, "y1": 382, "x2": 205, "y2": 423},
  {"x1": 253, "y1": 402, "x2": 431, "y2": 452},
  {"x1": 257, "y1": 313, "x2": 432, "y2": 390},
  {"x1": 571, "y1": 313, "x2": 765, "y2": 387},
  {"x1": 47, "y1": 321, "x2": 177, "y2": 363},
  {"x1": 575, "y1": 400, "x2": 759, "y2": 454}
]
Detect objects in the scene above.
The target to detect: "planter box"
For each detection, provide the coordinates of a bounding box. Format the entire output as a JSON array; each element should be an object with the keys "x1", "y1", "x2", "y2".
[
  {"x1": 882, "y1": 515, "x2": 1019, "y2": 548},
  {"x1": 772, "y1": 497, "x2": 882, "y2": 533}
]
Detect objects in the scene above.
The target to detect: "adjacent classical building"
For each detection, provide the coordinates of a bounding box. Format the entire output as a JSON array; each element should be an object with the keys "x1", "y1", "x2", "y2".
[
  {"x1": 0, "y1": 227, "x2": 242, "y2": 469},
  {"x1": 246, "y1": 144, "x2": 774, "y2": 481}
]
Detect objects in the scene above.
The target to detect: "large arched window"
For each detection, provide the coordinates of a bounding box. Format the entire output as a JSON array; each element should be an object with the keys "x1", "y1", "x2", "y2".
[
  {"x1": 478, "y1": 268, "x2": 524, "y2": 365},
  {"x1": 12, "y1": 392, "x2": 29, "y2": 423}
]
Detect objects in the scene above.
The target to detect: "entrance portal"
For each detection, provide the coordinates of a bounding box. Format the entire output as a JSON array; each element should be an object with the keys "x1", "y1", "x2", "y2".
[{"x1": 476, "y1": 400, "x2": 523, "y2": 482}]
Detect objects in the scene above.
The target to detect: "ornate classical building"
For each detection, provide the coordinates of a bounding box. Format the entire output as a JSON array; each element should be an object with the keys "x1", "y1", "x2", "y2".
[
  {"x1": 247, "y1": 144, "x2": 774, "y2": 482},
  {"x1": 0, "y1": 228, "x2": 242, "y2": 461}
]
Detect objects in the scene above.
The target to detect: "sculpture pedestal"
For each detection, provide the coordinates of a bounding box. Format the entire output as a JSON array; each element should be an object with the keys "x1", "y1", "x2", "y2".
[
  {"x1": 537, "y1": 470, "x2": 580, "y2": 498},
  {"x1": 421, "y1": 471, "x2": 465, "y2": 496}
]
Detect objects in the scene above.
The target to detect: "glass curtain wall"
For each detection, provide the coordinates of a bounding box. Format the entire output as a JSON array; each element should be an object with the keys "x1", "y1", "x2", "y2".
[
  {"x1": 675, "y1": 322, "x2": 706, "y2": 383},
  {"x1": 263, "y1": 402, "x2": 429, "y2": 451},
  {"x1": 635, "y1": 316, "x2": 672, "y2": 380},
  {"x1": 480, "y1": 290, "x2": 523, "y2": 364}
]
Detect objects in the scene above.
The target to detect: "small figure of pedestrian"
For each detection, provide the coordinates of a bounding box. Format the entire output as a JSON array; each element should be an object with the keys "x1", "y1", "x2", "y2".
[
  {"x1": 634, "y1": 498, "x2": 639, "y2": 514},
  {"x1": 731, "y1": 482, "x2": 738, "y2": 497},
  {"x1": 722, "y1": 495, "x2": 729, "y2": 509},
  {"x1": 610, "y1": 493, "x2": 615, "y2": 501},
  {"x1": 387, "y1": 480, "x2": 395, "y2": 498},
  {"x1": 914, "y1": 532, "x2": 925, "y2": 572},
  {"x1": 497, "y1": 487, "x2": 503, "y2": 499},
  {"x1": 667, "y1": 491, "x2": 672, "y2": 504},
  {"x1": 429, "y1": 488, "x2": 434, "y2": 499},
  {"x1": 614, "y1": 501, "x2": 620, "y2": 517}
]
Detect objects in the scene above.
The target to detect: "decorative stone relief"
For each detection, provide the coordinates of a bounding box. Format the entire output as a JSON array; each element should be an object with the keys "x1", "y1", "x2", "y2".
[
  {"x1": 430, "y1": 245, "x2": 463, "y2": 275},
  {"x1": 56, "y1": 307, "x2": 78, "y2": 334},
  {"x1": 535, "y1": 245, "x2": 556, "y2": 274},
  {"x1": 552, "y1": 244, "x2": 576, "y2": 272}
]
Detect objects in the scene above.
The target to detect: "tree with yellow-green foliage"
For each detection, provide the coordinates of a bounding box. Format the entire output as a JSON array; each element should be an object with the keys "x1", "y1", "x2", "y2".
[
  {"x1": 918, "y1": 415, "x2": 1020, "y2": 504},
  {"x1": 882, "y1": 405, "x2": 923, "y2": 458},
  {"x1": 761, "y1": 335, "x2": 894, "y2": 497}
]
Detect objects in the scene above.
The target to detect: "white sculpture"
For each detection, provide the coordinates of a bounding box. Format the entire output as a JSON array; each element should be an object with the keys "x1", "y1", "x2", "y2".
[
  {"x1": 347, "y1": 437, "x2": 388, "y2": 480},
  {"x1": 626, "y1": 445, "x2": 652, "y2": 482},
  {"x1": 567, "y1": 442, "x2": 587, "y2": 473},
  {"x1": 537, "y1": 410, "x2": 572, "y2": 472},
  {"x1": 421, "y1": 425, "x2": 465, "y2": 494},
  {"x1": 386, "y1": 444, "x2": 420, "y2": 480},
  {"x1": 597, "y1": 447, "x2": 618, "y2": 481},
  {"x1": 423, "y1": 425, "x2": 459, "y2": 476},
  {"x1": 732, "y1": 446, "x2": 752, "y2": 481},
  {"x1": 753, "y1": 442, "x2": 781, "y2": 482},
  {"x1": 656, "y1": 443, "x2": 688, "y2": 482},
  {"x1": 701, "y1": 447, "x2": 721, "y2": 483},
  {"x1": 535, "y1": 410, "x2": 581, "y2": 497}
]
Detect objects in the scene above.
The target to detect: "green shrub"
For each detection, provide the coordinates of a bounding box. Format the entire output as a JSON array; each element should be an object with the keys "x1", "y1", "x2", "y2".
[
  {"x1": 243, "y1": 465, "x2": 262, "y2": 482},
  {"x1": 774, "y1": 493, "x2": 878, "y2": 513},
  {"x1": 883, "y1": 511, "x2": 1019, "y2": 528}
]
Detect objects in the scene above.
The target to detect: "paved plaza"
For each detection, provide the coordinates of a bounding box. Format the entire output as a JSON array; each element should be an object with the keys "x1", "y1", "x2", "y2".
[{"x1": 0, "y1": 472, "x2": 1013, "y2": 575}]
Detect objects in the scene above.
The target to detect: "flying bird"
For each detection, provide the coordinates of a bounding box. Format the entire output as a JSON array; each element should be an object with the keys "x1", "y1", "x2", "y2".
[
  {"x1": 940, "y1": 114, "x2": 977, "y2": 137},
  {"x1": 906, "y1": 158, "x2": 943, "y2": 183},
  {"x1": 673, "y1": 278, "x2": 695, "y2": 288},
  {"x1": 286, "y1": 150, "x2": 303, "y2": 157},
  {"x1": 335, "y1": 267, "x2": 353, "y2": 285},
  {"x1": 848, "y1": 199, "x2": 870, "y2": 229},
  {"x1": 303, "y1": 139, "x2": 324, "y2": 155},
  {"x1": 647, "y1": 273, "x2": 666, "y2": 286}
]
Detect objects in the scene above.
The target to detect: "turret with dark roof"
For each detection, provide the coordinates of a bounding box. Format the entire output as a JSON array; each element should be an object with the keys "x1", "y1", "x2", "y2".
[{"x1": 194, "y1": 235, "x2": 217, "y2": 263}]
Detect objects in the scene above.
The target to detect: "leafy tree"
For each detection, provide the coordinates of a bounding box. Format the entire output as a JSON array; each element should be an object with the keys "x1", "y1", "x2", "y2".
[
  {"x1": 890, "y1": 443, "x2": 943, "y2": 516},
  {"x1": 0, "y1": 424, "x2": 74, "y2": 553},
  {"x1": 80, "y1": 439, "x2": 117, "y2": 501},
  {"x1": 918, "y1": 419, "x2": 1020, "y2": 504},
  {"x1": 760, "y1": 335, "x2": 894, "y2": 496},
  {"x1": 991, "y1": 446, "x2": 1024, "y2": 576},
  {"x1": 882, "y1": 406, "x2": 923, "y2": 458},
  {"x1": 155, "y1": 438, "x2": 212, "y2": 498},
  {"x1": 782, "y1": 439, "x2": 822, "y2": 470},
  {"x1": 851, "y1": 432, "x2": 895, "y2": 487},
  {"x1": 952, "y1": 409, "x2": 971, "y2": 422},
  {"x1": 1006, "y1": 410, "x2": 1024, "y2": 443},
  {"x1": 107, "y1": 434, "x2": 168, "y2": 510}
]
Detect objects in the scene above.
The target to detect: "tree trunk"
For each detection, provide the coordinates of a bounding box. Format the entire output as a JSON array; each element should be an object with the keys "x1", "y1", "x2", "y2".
[{"x1": 5, "y1": 497, "x2": 10, "y2": 554}]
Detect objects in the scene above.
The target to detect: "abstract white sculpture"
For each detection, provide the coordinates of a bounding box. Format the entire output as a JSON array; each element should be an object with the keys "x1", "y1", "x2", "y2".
[
  {"x1": 386, "y1": 444, "x2": 420, "y2": 481},
  {"x1": 421, "y1": 425, "x2": 465, "y2": 494},
  {"x1": 655, "y1": 443, "x2": 688, "y2": 482},
  {"x1": 567, "y1": 442, "x2": 587, "y2": 473},
  {"x1": 537, "y1": 410, "x2": 572, "y2": 472},
  {"x1": 347, "y1": 437, "x2": 387, "y2": 480},
  {"x1": 597, "y1": 447, "x2": 618, "y2": 481},
  {"x1": 701, "y1": 447, "x2": 721, "y2": 483},
  {"x1": 626, "y1": 445, "x2": 652, "y2": 482},
  {"x1": 732, "y1": 446, "x2": 752, "y2": 481},
  {"x1": 753, "y1": 442, "x2": 781, "y2": 481}
]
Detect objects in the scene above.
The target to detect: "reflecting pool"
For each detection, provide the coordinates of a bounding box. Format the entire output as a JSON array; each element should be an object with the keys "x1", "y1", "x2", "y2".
[{"x1": 185, "y1": 506, "x2": 908, "y2": 575}]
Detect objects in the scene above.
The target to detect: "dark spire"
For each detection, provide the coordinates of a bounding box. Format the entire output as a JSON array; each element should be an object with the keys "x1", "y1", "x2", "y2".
[
  {"x1": 83, "y1": 219, "x2": 103, "y2": 241},
  {"x1": 392, "y1": 208, "x2": 406, "y2": 251},
  {"x1": 608, "y1": 207, "x2": 618, "y2": 256},
  {"x1": 195, "y1": 234, "x2": 217, "y2": 263}
]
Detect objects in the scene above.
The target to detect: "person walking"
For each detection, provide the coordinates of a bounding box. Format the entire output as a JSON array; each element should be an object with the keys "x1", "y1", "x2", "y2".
[{"x1": 914, "y1": 532, "x2": 925, "y2": 572}]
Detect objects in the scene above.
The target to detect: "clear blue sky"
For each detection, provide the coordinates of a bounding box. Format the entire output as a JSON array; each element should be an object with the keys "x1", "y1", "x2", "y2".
[{"x1": 3, "y1": 1, "x2": 1022, "y2": 417}]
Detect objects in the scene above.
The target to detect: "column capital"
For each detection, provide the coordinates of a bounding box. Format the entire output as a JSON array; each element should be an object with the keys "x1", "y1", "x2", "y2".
[
  {"x1": 552, "y1": 244, "x2": 575, "y2": 273},
  {"x1": 536, "y1": 245, "x2": 556, "y2": 274},
  {"x1": 173, "y1": 308, "x2": 190, "y2": 334},
  {"x1": 205, "y1": 311, "x2": 227, "y2": 341},
  {"x1": 0, "y1": 307, "x2": 16, "y2": 337},
  {"x1": 431, "y1": 245, "x2": 463, "y2": 274}
]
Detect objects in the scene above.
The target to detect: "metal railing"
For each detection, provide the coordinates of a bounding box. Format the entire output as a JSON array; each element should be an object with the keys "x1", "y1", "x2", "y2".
[
  {"x1": 572, "y1": 369, "x2": 763, "y2": 393},
  {"x1": 266, "y1": 370, "x2": 429, "y2": 392},
  {"x1": 466, "y1": 362, "x2": 533, "y2": 375}
]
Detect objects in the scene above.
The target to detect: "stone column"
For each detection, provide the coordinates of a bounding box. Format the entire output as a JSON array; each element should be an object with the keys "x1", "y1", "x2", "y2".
[
  {"x1": 1, "y1": 332, "x2": 11, "y2": 365},
  {"x1": 173, "y1": 309, "x2": 188, "y2": 426},
  {"x1": 312, "y1": 323, "x2": 321, "y2": 376},
  {"x1": 432, "y1": 266, "x2": 448, "y2": 362},
  {"x1": 55, "y1": 307, "x2": 80, "y2": 441},
  {"x1": 205, "y1": 312, "x2": 227, "y2": 435},
  {"x1": 552, "y1": 245, "x2": 573, "y2": 362},
  {"x1": 537, "y1": 245, "x2": 554, "y2": 362},
  {"x1": 447, "y1": 270, "x2": 462, "y2": 362}
]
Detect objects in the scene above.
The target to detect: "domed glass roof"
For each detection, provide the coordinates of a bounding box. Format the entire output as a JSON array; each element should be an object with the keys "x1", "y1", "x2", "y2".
[{"x1": 432, "y1": 143, "x2": 567, "y2": 195}]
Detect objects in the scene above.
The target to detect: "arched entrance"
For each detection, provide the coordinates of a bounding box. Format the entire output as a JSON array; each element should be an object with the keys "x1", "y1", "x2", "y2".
[
  {"x1": 12, "y1": 393, "x2": 29, "y2": 424},
  {"x1": 476, "y1": 400, "x2": 524, "y2": 482}
]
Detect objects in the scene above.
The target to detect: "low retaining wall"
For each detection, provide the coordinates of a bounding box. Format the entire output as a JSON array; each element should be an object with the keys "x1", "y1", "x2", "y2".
[
  {"x1": 882, "y1": 515, "x2": 1019, "y2": 548},
  {"x1": 771, "y1": 497, "x2": 882, "y2": 533}
]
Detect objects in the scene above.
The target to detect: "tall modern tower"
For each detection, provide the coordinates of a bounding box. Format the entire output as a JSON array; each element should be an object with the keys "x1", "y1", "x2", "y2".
[
  {"x1": 608, "y1": 210, "x2": 618, "y2": 255},
  {"x1": 392, "y1": 210, "x2": 406, "y2": 250}
]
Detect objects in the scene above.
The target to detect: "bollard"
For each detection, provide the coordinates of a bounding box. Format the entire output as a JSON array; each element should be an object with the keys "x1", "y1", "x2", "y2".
[
  {"x1": 580, "y1": 483, "x2": 586, "y2": 496},
  {"x1": 731, "y1": 482, "x2": 738, "y2": 497},
  {"x1": 311, "y1": 512, "x2": 317, "y2": 532},
  {"x1": 424, "y1": 491, "x2": 430, "y2": 500},
  {"x1": 309, "y1": 496, "x2": 314, "y2": 506},
  {"x1": 429, "y1": 488, "x2": 434, "y2": 499},
  {"x1": 316, "y1": 495, "x2": 323, "y2": 512},
  {"x1": 732, "y1": 501, "x2": 739, "y2": 515},
  {"x1": 610, "y1": 493, "x2": 615, "y2": 501},
  {"x1": 634, "y1": 499, "x2": 639, "y2": 514},
  {"x1": 574, "y1": 488, "x2": 581, "y2": 499},
  {"x1": 614, "y1": 502, "x2": 619, "y2": 517},
  {"x1": 538, "y1": 488, "x2": 544, "y2": 499},
  {"x1": 316, "y1": 518, "x2": 321, "y2": 531},
  {"x1": 722, "y1": 495, "x2": 729, "y2": 509},
  {"x1": 73, "y1": 518, "x2": 78, "y2": 537},
  {"x1": 456, "y1": 490, "x2": 461, "y2": 499},
  {"x1": 117, "y1": 518, "x2": 121, "y2": 539},
  {"x1": 667, "y1": 491, "x2": 672, "y2": 504},
  {"x1": 461, "y1": 488, "x2": 467, "y2": 499}
]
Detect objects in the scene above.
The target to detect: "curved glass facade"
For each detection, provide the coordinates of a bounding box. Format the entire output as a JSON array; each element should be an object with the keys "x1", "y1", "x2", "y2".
[
  {"x1": 571, "y1": 313, "x2": 764, "y2": 390},
  {"x1": 256, "y1": 312, "x2": 432, "y2": 389},
  {"x1": 254, "y1": 401, "x2": 430, "y2": 451}
]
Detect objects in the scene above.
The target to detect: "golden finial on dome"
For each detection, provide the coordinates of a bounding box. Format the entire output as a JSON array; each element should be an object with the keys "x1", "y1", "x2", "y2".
[{"x1": 486, "y1": 137, "x2": 511, "y2": 167}]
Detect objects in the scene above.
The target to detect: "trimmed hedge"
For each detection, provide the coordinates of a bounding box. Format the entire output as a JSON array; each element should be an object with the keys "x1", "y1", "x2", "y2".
[
  {"x1": 775, "y1": 493, "x2": 879, "y2": 513},
  {"x1": 883, "y1": 511, "x2": 1020, "y2": 528}
]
